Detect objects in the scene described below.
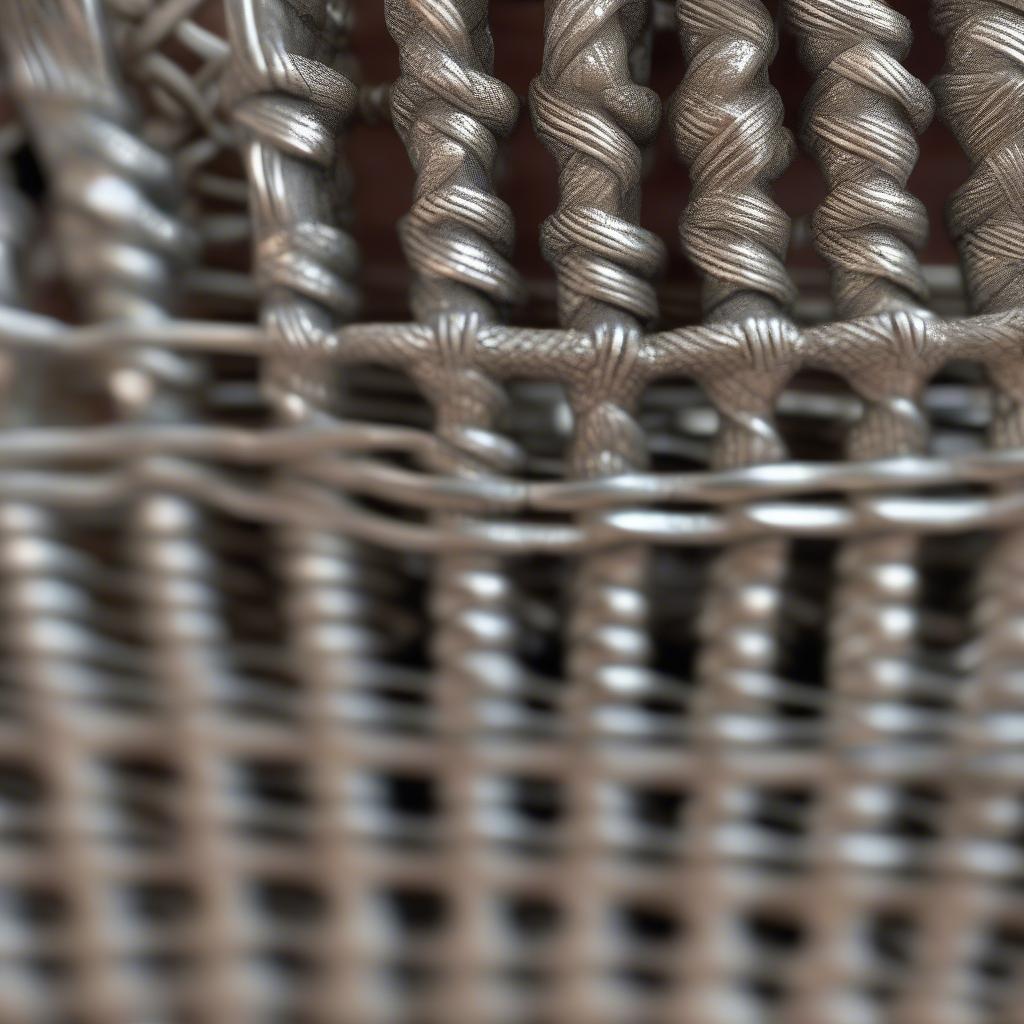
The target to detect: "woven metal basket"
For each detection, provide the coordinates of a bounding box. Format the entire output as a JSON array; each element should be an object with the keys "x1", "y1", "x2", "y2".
[{"x1": 0, "y1": 0, "x2": 1022, "y2": 1021}]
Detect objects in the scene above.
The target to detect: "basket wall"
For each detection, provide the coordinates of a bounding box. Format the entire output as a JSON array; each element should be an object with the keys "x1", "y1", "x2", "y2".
[{"x1": 0, "y1": 1, "x2": 1020, "y2": 1022}]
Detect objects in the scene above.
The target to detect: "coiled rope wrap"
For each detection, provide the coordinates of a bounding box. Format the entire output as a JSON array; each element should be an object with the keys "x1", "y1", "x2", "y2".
[{"x1": 0, "y1": 1, "x2": 1018, "y2": 1020}]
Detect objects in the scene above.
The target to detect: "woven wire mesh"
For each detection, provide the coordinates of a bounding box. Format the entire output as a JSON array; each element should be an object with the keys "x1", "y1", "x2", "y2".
[{"x1": 0, "y1": 0, "x2": 1022, "y2": 1021}]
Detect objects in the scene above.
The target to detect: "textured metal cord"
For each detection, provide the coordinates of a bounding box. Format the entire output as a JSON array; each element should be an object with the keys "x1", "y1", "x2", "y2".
[
  {"x1": 530, "y1": 0, "x2": 664, "y2": 707},
  {"x1": 271, "y1": 306, "x2": 1023, "y2": 551},
  {"x1": 385, "y1": 2, "x2": 526, "y2": 1017},
  {"x1": 668, "y1": 3, "x2": 801, "y2": 1016},
  {"x1": 0, "y1": 2, "x2": 1021, "y2": 1019},
  {"x1": 899, "y1": 5, "x2": 1024, "y2": 1020},
  {"x1": 226, "y1": 0, "x2": 358, "y2": 407},
  {"x1": 0, "y1": 83, "x2": 116, "y2": 1022},
  {"x1": 787, "y1": 0, "x2": 933, "y2": 318},
  {"x1": 3, "y1": 1, "x2": 266, "y2": 1018},
  {"x1": 103, "y1": 0, "x2": 253, "y2": 311},
  {"x1": 225, "y1": 1, "x2": 395, "y2": 1016},
  {"x1": 2, "y1": 3, "x2": 223, "y2": 1019},
  {"x1": 0, "y1": 120, "x2": 79, "y2": 734},
  {"x1": 669, "y1": 0, "x2": 796, "y2": 321},
  {"x1": 531, "y1": 0, "x2": 664, "y2": 332},
  {"x1": 797, "y1": 338, "x2": 937, "y2": 1023},
  {"x1": 936, "y1": 0, "x2": 1024, "y2": 314},
  {"x1": 529, "y1": 2, "x2": 664, "y2": 1016},
  {"x1": 785, "y1": 3, "x2": 940, "y2": 1017}
]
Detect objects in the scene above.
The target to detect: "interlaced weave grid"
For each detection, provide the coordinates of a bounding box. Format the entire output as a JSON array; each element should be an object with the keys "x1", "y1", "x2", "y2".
[{"x1": 0, "y1": 0, "x2": 1023, "y2": 1021}]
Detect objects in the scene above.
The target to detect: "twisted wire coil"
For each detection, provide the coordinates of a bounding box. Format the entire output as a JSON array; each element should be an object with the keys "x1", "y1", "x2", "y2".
[{"x1": 0, "y1": 0, "x2": 1020, "y2": 1021}]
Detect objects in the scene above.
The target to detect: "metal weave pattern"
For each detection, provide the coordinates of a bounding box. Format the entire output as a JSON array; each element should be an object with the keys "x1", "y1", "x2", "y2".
[{"x1": 0, "y1": 0, "x2": 1022, "y2": 1022}]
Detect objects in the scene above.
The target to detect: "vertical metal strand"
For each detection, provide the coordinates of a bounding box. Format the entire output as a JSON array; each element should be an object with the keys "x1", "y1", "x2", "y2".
[
  {"x1": 936, "y1": 0, "x2": 1024, "y2": 315},
  {"x1": 385, "y1": 1, "x2": 524, "y2": 1015},
  {"x1": 898, "y1": 5, "x2": 1024, "y2": 1020},
  {"x1": 670, "y1": 0, "x2": 796, "y2": 323},
  {"x1": 1, "y1": 2, "x2": 226, "y2": 1018},
  {"x1": 668, "y1": 3, "x2": 800, "y2": 1017},
  {"x1": 787, "y1": 0, "x2": 933, "y2": 319},
  {"x1": 785, "y1": 3, "x2": 935, "y2": 1018},
  {"x1": 0, "y1": 65, "x2": 121, "y2": 1019},
  {"x1": 225, "y1": 0, "x2": 385, "y2": 1016},
  {"x1": 530, "y1": 1, "x2": 664, "y2": 1015}
]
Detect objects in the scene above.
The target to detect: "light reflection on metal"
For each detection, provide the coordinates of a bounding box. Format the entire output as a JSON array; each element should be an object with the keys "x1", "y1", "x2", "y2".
[{"x1": 0, "y1": 0, "x2": 1018, "y2": 1021}]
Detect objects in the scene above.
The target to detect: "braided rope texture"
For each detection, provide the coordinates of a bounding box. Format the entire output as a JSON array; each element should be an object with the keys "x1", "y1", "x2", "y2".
[{"x1": 0, "y1": 1, "x2": 1021, "y2": 1022}]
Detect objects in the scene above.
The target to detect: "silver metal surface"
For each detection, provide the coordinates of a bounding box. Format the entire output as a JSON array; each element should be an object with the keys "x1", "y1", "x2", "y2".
[{"x1": 0, "y1": 0, "x2": 1021, "y2": 1021}]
